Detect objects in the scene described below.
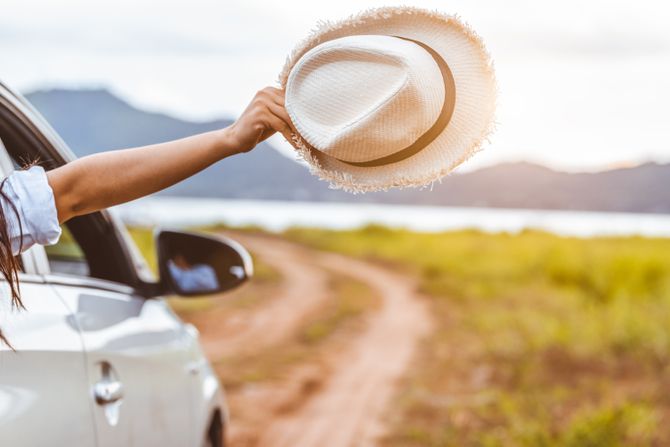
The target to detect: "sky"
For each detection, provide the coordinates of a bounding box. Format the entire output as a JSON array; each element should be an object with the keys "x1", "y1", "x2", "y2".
[{"x1": 1, "y1": 0, "x2": 669, "y2": 172}]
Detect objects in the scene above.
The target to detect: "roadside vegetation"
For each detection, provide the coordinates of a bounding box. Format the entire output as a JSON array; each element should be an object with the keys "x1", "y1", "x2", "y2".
[
  {"x1": 285, "y1": 226, "x2": 670, "y2": 447},
  {"x1": 128, "y1": 224, "x2": 670, "y2": 445}
]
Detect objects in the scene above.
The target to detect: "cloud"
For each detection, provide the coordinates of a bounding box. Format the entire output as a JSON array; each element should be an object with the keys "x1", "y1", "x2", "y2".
[{"x1": 2, "y1": 0, "x2": 670, "y2": 170}]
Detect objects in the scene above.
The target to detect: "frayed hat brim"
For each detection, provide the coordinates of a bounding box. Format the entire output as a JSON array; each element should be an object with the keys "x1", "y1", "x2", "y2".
[{"x1": 279, "y1": 6, "x2": 497, "y2": 193}]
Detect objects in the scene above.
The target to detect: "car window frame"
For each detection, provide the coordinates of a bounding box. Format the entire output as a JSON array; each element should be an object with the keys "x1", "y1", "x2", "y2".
[{"x1": 0, "y1": 81, "x2": 155, "y2": 296}]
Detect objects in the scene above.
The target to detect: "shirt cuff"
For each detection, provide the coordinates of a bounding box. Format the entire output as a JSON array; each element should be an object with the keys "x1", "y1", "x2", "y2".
[{"x1": 9, "y1": 166, "x2": 62, "y2": 250}]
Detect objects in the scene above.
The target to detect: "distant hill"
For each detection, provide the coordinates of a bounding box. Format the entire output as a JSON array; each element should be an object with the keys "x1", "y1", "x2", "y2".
[{"x1": 25, "y1": 88, "x2": 670, "y2": 213}]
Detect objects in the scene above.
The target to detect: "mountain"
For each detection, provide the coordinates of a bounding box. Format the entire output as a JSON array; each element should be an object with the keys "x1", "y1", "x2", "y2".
[{"x1": 25, "y1": 88, "x2": 670, "y2": 213}]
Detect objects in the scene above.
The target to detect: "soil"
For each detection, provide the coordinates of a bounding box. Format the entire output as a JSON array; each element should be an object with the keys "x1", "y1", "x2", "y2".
[{"x1": 196, "y1": 233, "x2": 431, "y2": 447}]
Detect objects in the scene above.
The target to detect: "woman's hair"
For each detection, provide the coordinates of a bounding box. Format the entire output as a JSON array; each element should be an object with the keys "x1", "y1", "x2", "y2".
[{"x1": 0, "y1": 177, "x2": 24, "y2": 349}]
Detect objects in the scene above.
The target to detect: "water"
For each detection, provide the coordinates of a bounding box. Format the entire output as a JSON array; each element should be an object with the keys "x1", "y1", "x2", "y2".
[{"x1": 114, "y1": 197, "x2": 670, "y2": 238}]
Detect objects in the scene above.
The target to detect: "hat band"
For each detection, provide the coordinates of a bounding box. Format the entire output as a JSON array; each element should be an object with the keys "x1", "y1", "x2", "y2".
[{"x1": 329, "y1": 37, "x2": 456, "y2": 168}]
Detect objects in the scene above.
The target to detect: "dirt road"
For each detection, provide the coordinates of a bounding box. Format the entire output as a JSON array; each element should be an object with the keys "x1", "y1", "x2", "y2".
[
  {"x1": 204, "y1": 233, "x2": 431, "y2": 447},
  {"x1": 201, "y1": 236, "x2": 331, "y2": 359}
]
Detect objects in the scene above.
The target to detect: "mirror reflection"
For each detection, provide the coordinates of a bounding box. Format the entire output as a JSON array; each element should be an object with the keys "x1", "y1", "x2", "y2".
[
  {"x1": 167, "y1": 254, "x2": 220, "y2": 293},
  {"x1": 157, "y1": 230, "x2": 253, "y2": 296}
]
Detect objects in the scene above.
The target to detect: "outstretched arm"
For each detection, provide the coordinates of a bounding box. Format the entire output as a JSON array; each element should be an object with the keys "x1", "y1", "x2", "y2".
[{"x1": 47, "y1": 87, "x2": 293, "y2": 223}]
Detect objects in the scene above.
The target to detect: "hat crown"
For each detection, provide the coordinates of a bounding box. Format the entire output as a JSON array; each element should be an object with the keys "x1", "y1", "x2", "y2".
[{"x1": 286, "y1": 35, "x2": 446, "y2": 163}]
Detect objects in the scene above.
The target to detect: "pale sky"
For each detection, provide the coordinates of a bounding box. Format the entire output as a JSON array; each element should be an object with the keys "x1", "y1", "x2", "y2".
[{"x1": 2, "y1": 0, "x2": 669, "y2": 172}]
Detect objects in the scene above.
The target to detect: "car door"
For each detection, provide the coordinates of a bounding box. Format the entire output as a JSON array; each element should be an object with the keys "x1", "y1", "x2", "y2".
[
  {"x1": 41, "y1": 219, "x2": 196, "y2": 447},
  {"x1": 0, "y1": 277, "x2": 99, "y2": 447},
  {"x1": 48, "y1": 278, "x2": 195, "y2": 447},
  {"x1": 38, "y1": 213, "x2": 197, "y2": 447},
  {"x1": 0, "y1": 139, "x2": 97, "y2": 447}
]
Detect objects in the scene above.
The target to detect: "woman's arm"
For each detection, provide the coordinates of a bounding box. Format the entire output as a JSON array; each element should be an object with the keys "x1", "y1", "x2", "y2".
[{"x1": 47, "y1": 87, "x2": 293, "y2": 223}]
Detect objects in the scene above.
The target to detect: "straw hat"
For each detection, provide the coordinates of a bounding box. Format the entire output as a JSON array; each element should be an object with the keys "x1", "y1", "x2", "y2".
[{"x1": 279, "y1": 6, "x2": 496, "y2": 193}]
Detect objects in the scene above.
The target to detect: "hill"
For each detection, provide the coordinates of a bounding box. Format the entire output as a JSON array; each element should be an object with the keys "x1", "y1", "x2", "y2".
[{"x1": 25, "y1": 88, "x2": 670, "y2": 213}]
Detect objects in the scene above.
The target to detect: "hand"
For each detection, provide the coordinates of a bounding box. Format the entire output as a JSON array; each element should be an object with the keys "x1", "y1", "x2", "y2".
[{"x1": 226, "y1": 87, "x2": 295, "y2": 154}]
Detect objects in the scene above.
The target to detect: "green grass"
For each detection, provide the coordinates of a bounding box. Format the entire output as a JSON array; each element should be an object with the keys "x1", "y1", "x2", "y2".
[
  {"x1": 127, "y1": 226, "x2": 157, "y2": 272},
  {"x1": 285, "y1": 226, "x2": 670, "y2": 446},
  {"x1": 44, "y1": 225, "x2": 85, "y2": 259}
]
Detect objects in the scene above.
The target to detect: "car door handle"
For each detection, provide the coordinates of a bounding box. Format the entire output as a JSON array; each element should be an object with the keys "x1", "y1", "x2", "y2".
[{"x1": 93, "y1": 380, "x2": 124, "y2": 405}]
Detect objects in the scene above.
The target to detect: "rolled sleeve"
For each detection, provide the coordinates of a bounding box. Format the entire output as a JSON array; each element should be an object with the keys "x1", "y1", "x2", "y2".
[{"x1": 1, "y1": 166, "x2": 62, "y2": 255}]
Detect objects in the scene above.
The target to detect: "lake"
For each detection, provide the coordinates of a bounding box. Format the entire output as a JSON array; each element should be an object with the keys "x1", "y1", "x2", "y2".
[{"x1": 114, "y1": 197, "x2": 670, "y2": 238}]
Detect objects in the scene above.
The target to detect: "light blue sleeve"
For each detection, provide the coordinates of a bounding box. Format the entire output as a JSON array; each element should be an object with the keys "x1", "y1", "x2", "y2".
[{"x1": 1, "y1": 166, "x2": 62, "y2": 255}]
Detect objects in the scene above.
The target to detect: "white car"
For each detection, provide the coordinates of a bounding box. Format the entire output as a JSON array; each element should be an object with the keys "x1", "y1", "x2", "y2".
[{"x1": 0, "y1": 82, "x2": 252, "y2": 446}]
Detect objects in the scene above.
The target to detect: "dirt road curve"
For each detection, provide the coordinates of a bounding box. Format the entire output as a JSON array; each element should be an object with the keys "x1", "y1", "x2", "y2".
[
  {"x1": 201, "y1": 236, "x2": 331, "y2": 359},
  {"x1": 216, "y1": 234, "x2": 431, "y2": 447}
]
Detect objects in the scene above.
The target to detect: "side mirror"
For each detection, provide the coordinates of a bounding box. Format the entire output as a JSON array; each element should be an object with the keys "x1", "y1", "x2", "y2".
[{"x1": 156, "y1": 229, "x2": 253, "y2": 297}]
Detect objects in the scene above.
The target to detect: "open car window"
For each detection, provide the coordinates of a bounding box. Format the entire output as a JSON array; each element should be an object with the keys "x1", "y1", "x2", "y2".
[
  {"x1": 44, "y1": 225, "x2": 90, "y2": 277},
  {"x1": 0, "y1": 143, "x2": 90, "y2": 278},
  {"x1": 0, "y1": 138, "x2": 92, "y2": 278},
  {"x1": 0, "y1": 96, "x2": 143, "y2": 287}
]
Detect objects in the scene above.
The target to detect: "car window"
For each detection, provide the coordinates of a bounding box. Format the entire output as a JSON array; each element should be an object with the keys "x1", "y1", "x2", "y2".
[
  {"x1": 44, "y1": 225, "x2": 90, "y2": 277},
  {"x1": 0, "y1": 97, "x2": 143, "y2": 287},
  {"x1": 0, "y1": 140, "x2": 91, "y2": 278}
]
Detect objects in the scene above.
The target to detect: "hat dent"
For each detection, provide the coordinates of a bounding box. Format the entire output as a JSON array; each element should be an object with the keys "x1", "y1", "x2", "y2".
[{"x1": 286, "y1": 34, "x2": 446, "y2": 163}]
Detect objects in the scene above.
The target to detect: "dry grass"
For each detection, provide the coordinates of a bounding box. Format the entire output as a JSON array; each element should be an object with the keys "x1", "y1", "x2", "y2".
[{"x1": 285, "y1": 226, "x2": 670, "y2": 447}]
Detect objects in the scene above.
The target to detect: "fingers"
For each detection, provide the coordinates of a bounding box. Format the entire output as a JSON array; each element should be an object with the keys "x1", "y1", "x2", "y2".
[
  {"x1": 267, "y1": 101, "x2": 296, "y2": 134},
  {"x1": 249, "y1": 86, "x2": 296, "y2": 143},
  {"x1": 257, "y1": 86, "x2": 296, "y2": 137},
  {"x1": 260, "y1": 86, "x2": 285, "y2": 105},
  {"x1": 263, "y1": 111, "x2": 291, "y2": 139}
]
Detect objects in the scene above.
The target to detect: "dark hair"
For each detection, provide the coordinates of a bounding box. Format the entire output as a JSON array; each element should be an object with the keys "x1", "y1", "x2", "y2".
[{"x1": 0, "y1": 177, "x2": 24, "y2": 349}]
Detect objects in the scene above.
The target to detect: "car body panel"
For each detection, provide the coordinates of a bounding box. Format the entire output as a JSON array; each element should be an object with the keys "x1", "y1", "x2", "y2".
[
  {"x1": 0, "y1": 279, "x2": 98, "y2": 446},
  {"x1": 182, "y1": 322, "x2": 228, "y2": 446},
  {"x1": 50, "y1": 283, "x2": 193, "y2": 446}
]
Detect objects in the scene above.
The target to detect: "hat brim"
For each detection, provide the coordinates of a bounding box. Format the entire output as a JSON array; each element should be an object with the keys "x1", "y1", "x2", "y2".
[{"x1": 279, "y1": 6, "x2": 497, "y2": 193}]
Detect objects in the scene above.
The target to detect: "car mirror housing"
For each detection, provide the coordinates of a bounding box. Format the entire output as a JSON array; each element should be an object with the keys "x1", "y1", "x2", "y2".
[{"x1": 156, "y1": 229, "x2": 253, "y2": 297}]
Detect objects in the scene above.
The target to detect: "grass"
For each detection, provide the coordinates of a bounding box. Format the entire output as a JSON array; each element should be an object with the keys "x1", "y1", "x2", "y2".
[
  {"x1": 285, "y1": 225, "x2": 670, "y2": 446},
  {"x1": 127, "y1": 226, "x2": 157, "y2": 271},
  {"x1": 300, "y1": 274, "x2": 380, "y2": 345},
  {"x1": 44, "y1": 225, "x2": 85, "y2": 259},
  {"x1": 127, "y1": 224, "x2": 670, "y2": 444}
]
